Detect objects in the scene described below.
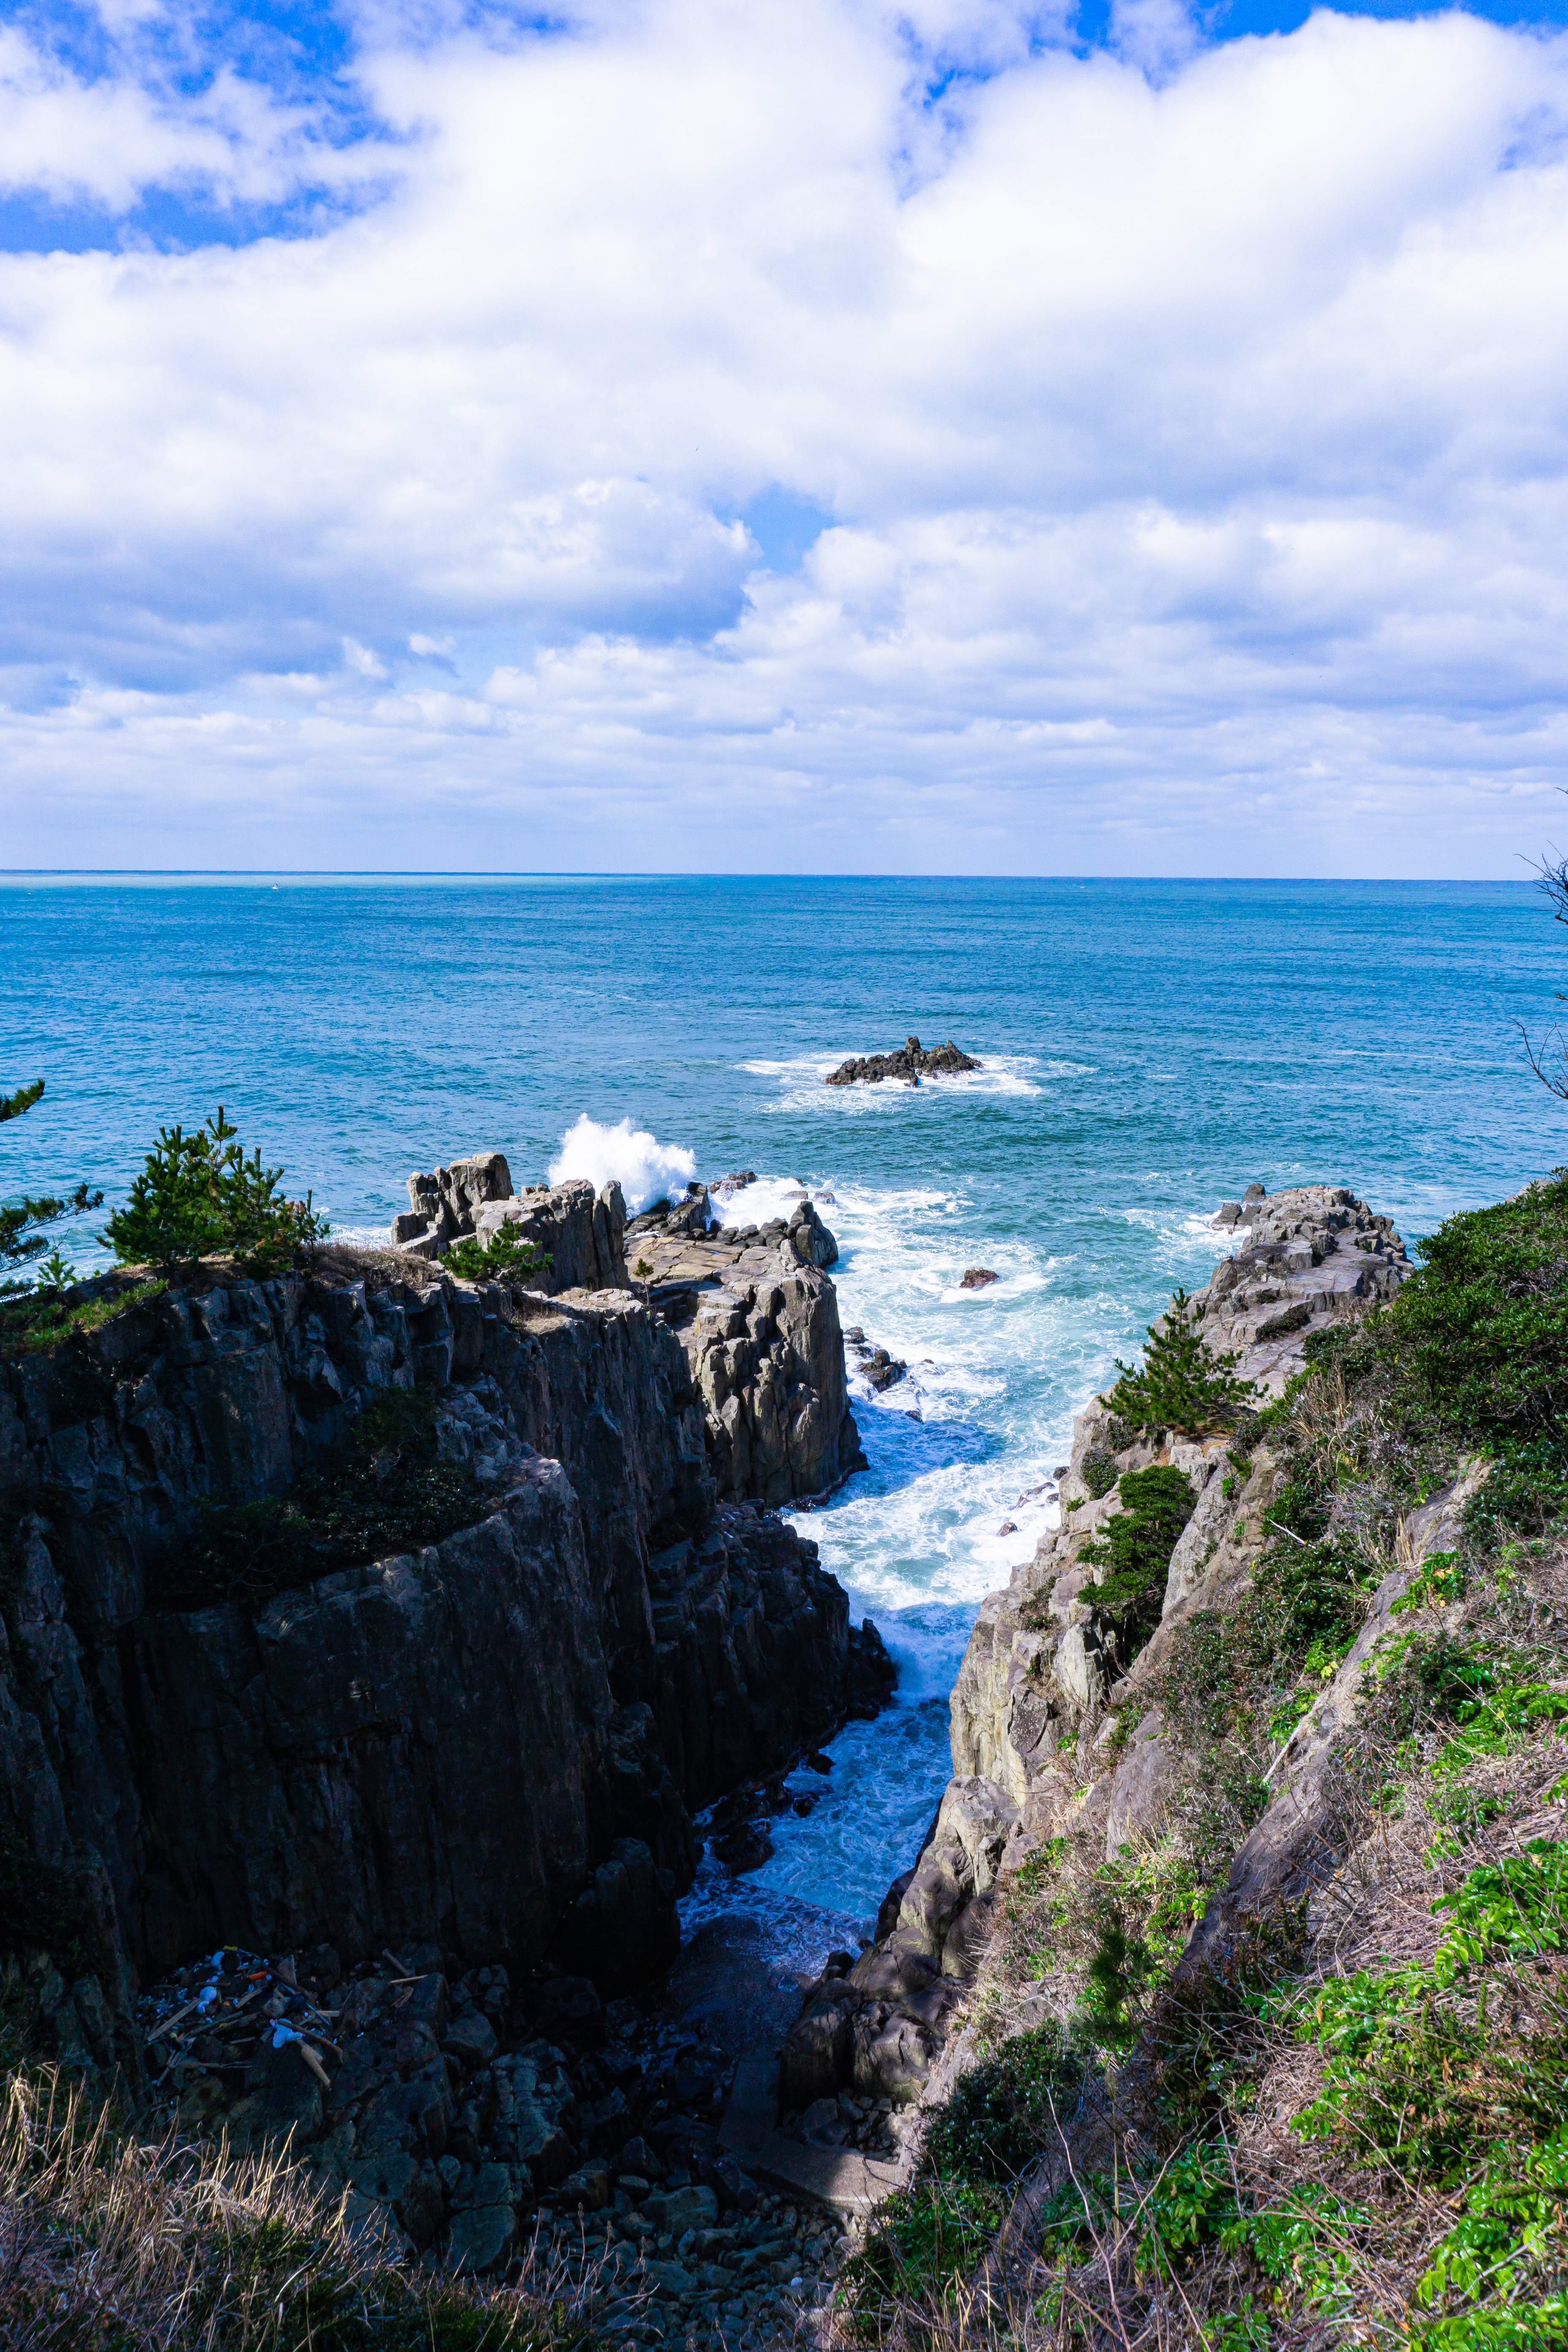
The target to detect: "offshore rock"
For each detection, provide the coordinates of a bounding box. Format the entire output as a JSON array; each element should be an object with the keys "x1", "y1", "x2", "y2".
[{"x1": 824, "y1": 1035, "x2": 980, "y2": 1087}]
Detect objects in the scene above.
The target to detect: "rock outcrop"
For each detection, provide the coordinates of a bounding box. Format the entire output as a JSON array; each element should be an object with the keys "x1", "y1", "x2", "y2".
[
  {"x1": 775, "y1": 1183, "x2": 1412, "y2": 2121},
  {"x1": 627, "y1": 1194, "x2": 864, "y2": 1505},
  {"x1": 825, "y1": 1037, "x2": 980, "y2": 1087},
  {"x1": 391, "y1": 1154, "x2": 629, "y2": 1293},
  {"x1": 0, "y1": 1234, "x2": 892, "y2": 2080}
]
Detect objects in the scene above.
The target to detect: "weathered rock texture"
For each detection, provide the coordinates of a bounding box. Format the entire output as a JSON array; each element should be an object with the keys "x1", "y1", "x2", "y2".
[
  {"x1": 627, "y1": 1193, "x2": 864, "y2": 1506},
  {"x1": 391, "y1": 1154, "x2": 629, "y2": 1294},
  {"x1": 775, "y1": 1183, "x2": 1413, "y2": 2120},
  {"x1": 0, "y1": 1238, "x2": 891, "y2": 2077},
  {"x1": 825, "y1": 1037, "x2": 980, "y2": 1087}
]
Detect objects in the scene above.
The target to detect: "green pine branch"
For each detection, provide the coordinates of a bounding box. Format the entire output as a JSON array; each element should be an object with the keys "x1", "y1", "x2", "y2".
[{"x1": 1107, "y1": 1287, "x2": 1258, "y2": 1435}]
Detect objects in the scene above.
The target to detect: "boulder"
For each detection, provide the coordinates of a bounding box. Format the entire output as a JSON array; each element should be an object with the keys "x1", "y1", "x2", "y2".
[
  {"x1": 553, "y1": 1839, "x2": 679, "y2": 1993},
  {"x1": 449, "y1": 2201, "x2": 515, "y2": 2274}
]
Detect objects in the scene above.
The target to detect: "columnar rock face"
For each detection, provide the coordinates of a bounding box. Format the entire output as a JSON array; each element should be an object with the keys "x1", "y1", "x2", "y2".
[
  {"x1": 776, "y1": 1184, "x2": 1413, "y2": 2117},
  {"x1": 392, "y1": 1158, "x2": 629, "y2": 1295},
  {"x1": 0, "y1": 1237, "x2": 891, "y2": 2068},
  {"x1": 946, "y1": 1185, "x2": 1412, "y2": 1856},
  {"x1": 628, "y1": 1195, "x2": 864, "y2": 1505}
]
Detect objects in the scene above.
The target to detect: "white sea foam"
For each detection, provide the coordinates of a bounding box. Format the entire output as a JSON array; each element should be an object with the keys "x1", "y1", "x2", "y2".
[
  {"x1": 681, "y1": 1163, "x2": 1087, "y2": 1958},
  {"x1": 546, "y1": 1113, "x2": 696, "y2": 1214},
  {"x1": 1120, "y1": 1201, "x2": 1249, "y2": 1277}
]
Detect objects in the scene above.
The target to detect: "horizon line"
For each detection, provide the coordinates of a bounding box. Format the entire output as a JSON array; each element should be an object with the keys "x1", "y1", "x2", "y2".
[{"x1": 0, "y1": 869, "x2": 1536, "y2": 885}]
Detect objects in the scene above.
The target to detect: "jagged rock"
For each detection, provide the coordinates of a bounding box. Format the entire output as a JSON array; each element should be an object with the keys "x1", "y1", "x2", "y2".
[
  {"x1": 633, "y1": 1202, "x2": 863, "y2": 1503},
  {"x1": 960, "y1": 1268, "x2": 999, "y2": 1290},
  {"x1": 777, "y1": 1985, "x2": 856, "y2": 2111},
  {"x1": 392, "y1": 1151, "x2": 514, "y2": 1252},
  {"x1": 825, "y1": 1036, "x2": 980, "y2": 1086},
  {"x1": 394, "y1": 1158, "x2": 631, "y2": 1296},
  {"x1": 856, "y1": 1345, "x2": 907, "y2": 1393},
  {"x1": 554, "y1": 1839, "x2": 678, "y2": 1993},
  {"x1": 449, "y1": 2201, "x2": 515, "y2": 2273},
  {"x1": 1104, "y1": 1709, "x2": 1175, "y2": 1858}
]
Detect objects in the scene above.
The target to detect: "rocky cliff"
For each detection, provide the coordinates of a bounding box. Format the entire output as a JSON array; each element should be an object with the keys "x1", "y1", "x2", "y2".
[
  {"x1": 773, "y1": 1183, "x2": 1417, "y2": 2131},
  {"x1": 0, "y1": 1188, "x2": 889, "y2": 2087},
  {"x1": 627, "y1": 1188, "x2": 864, "y2": 1507}
]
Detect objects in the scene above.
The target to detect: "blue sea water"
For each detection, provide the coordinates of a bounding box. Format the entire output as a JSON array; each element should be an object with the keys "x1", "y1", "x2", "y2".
[{"x1": 4, "y1": 875, "x2": 1565, "y2": 1963}]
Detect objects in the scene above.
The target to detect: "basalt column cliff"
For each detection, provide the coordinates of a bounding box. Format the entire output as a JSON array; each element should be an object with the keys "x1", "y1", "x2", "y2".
[{"x1": 0, "y1": 1160, "x2": 891, "y2": 2079}]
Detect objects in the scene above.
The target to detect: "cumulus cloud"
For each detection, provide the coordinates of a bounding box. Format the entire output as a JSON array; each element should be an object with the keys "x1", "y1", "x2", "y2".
[{"x1": 1, "y1": 0, "x2": 1566, "y2": 871}]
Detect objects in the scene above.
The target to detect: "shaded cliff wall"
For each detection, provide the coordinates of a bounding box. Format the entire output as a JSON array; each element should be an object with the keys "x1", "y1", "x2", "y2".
[{"x1": 0, "y1": 1235, "x2": 888, "y2": 2046}]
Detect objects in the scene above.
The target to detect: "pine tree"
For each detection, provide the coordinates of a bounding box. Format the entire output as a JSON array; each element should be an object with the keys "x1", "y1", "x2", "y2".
[
  {"x1": 0, "y1": 1080, "x2": 103, "y2": 1294},
  {"x1": 1107, "y1": 1288, "x2": 1257, "y2": 1434},
  {"x1": 105, "y1": 1106, "x2": 327, "y2": 1275}
]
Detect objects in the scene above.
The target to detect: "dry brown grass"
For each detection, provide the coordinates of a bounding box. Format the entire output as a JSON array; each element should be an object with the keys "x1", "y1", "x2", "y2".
[{"x1": 0, "y1": 2067, "x2": 626, "y2": 2352}]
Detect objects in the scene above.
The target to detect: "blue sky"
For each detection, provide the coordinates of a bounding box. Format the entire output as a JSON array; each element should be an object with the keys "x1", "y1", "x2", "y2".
[{"x1": 3, "y1": 0, "x2": 1568, "y2": 872}]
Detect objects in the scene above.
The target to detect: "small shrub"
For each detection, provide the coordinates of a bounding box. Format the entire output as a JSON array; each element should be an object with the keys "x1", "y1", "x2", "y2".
[
  {"x1": 1078, "y1": 1465, "x2": 1196, "y2": 1657},
  {"x1": 1081, "y1": 1445, "x2": 1118, "y2": 1499},
  {"x1": 924, "y1": 2023, "x2": 1086, "y2": 2185},
  {"x1": 842, "y1": 2179, "x2": 1004, "y2": 2337},
  {"x1": 1413, "y1": 2125, "x2": 1568, "y2": 2346},
  {"x1": 444, "y1": 1225, "x2": 552, "y2": 1284},
  {"x1": 1108, "y1": 1290, "x2": 1258, "y2": 1435}
]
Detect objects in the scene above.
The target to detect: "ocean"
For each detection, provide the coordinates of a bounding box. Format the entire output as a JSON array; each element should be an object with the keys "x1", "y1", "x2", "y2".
[{"x1": 5, "y1": 874, "x2": 1564, "y2": 1966}]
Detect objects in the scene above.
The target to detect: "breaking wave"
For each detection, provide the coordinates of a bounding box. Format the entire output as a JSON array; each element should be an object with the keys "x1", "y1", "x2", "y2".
[{"x1": 546, "y1": 1114, "x2": 697, "y2": 1214}]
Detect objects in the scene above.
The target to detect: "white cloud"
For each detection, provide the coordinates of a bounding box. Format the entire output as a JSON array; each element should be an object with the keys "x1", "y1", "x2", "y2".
[{"x1": 1, "y1": 0, "x2": 1567, "y2": 871}]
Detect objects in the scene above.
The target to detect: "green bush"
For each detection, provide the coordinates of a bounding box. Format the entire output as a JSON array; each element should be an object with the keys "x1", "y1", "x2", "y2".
[
  {"x1": 156, "y1": 1390, "x2": 484, "y2": 1609},
  {"x1": 842, "y1": 2179, "x2": 1004, "y2": 2337},
  {"x1": 1287, "y1": 1847, "x2": 1568, "y2": 2187},
  {"x1": 1080, "y1": 1445, "x2": 1118, "y2": 1499},
  {"x1": 923, "y1": 2023, "x2": 1086, "y2": 2185},
  {"x1": 1107, "y1": 1290, "x2": 1258, "y2": 1434},
  {"x1": 1078, "y1": 1465, "x2": 1196, "y2": 1656},
  {"x1": 1387, "y1": 1173, "x2": 1568, "y2": 1444},
  {"x1": 105, "y1": 1106, "x2": 326, "y2": 1276},
  {"x1": 444, "y1": 1224, "x2": 552, "y2": 1284}
]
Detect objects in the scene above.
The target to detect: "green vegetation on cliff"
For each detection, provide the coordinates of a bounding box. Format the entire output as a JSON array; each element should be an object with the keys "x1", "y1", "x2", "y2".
[
  {"x1": 1107, "y1": 1287, "x2": 1257, "y2": 1434},
  {"x1": 157, "y1": 1388, "x2": 487, "y2": 1609},
  {"x1": 106, "y1": 1104, "x2": 327, "y2": 1275},
  {"x1": 847, "y1": 1173, "x2": 1568, "y2": 2352}
]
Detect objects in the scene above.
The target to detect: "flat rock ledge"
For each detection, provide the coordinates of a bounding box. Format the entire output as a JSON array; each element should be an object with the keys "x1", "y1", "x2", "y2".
[{"x1": 825, "y1": 1035, "x2": 980, "y2": 1086}]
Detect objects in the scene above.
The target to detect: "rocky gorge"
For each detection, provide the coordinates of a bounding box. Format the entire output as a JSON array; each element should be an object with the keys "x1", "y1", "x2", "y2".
[{"x1": 10, "y1": 1141, "x2": 1549, "y2": 2352}]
